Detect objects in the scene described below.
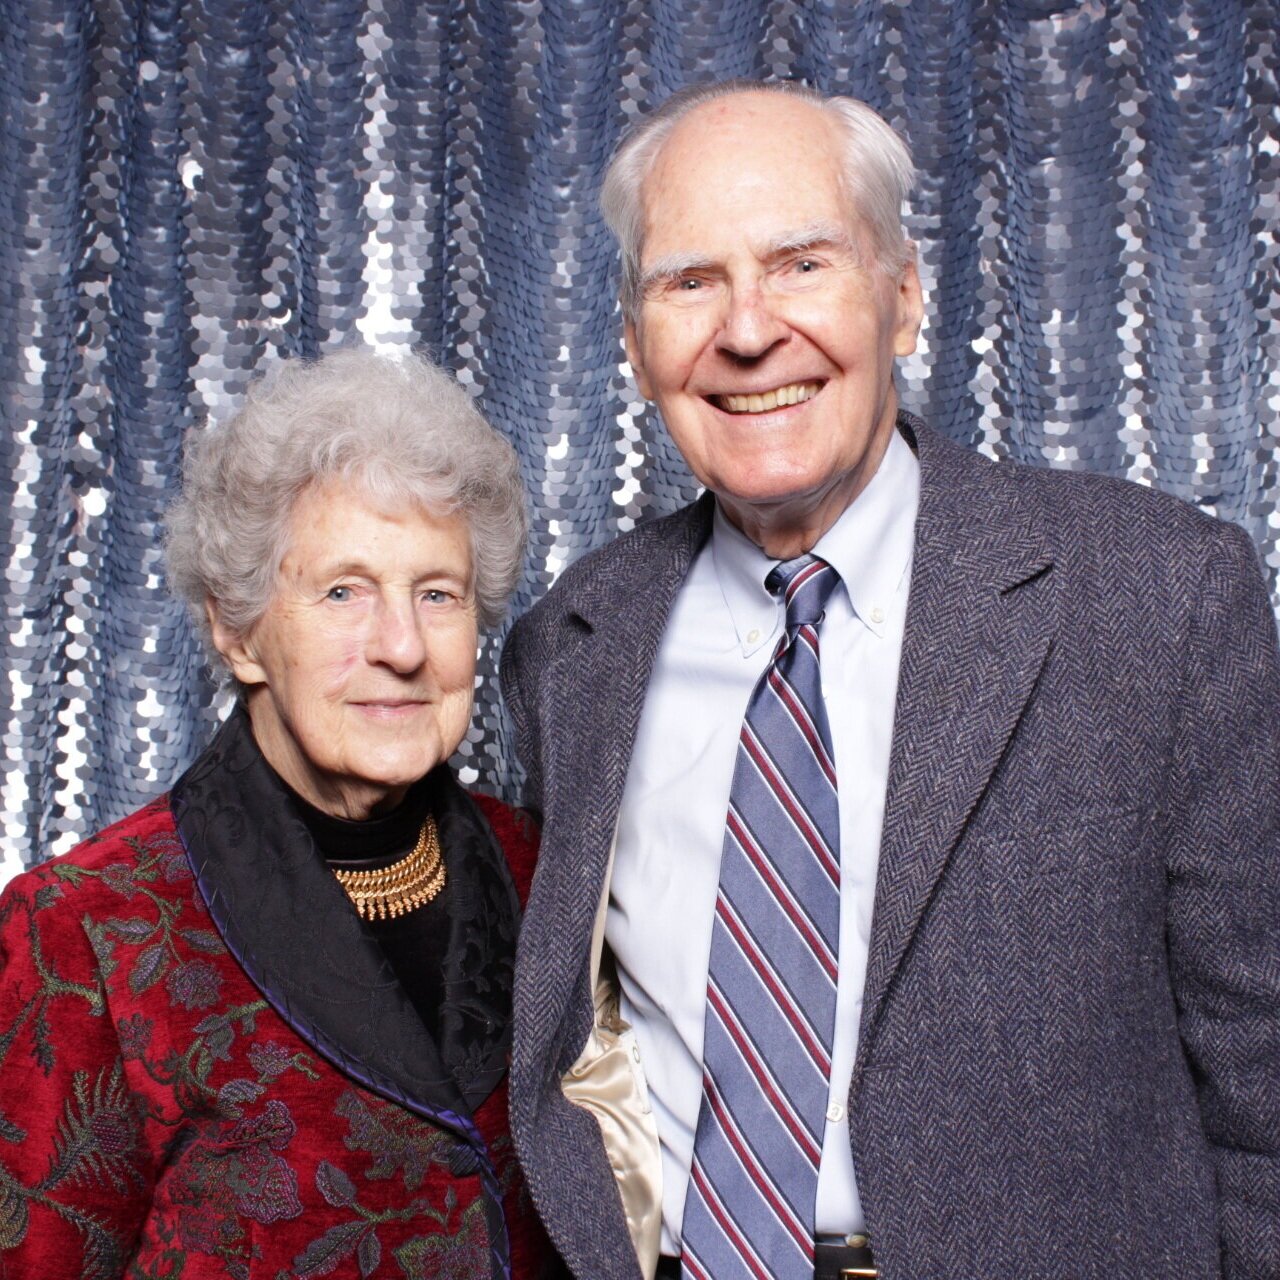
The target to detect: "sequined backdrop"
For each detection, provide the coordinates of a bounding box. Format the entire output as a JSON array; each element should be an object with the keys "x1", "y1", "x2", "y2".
[{"x1": 1, "y1": 1, "x2": 1277, "y2": 879}]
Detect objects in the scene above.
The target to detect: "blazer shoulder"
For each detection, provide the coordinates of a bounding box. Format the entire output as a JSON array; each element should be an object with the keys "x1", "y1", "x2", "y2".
[
  {"x1": 509, "y1": 498, "x2": 710, "y2": 642},
  {"x1": 912, "y1": 417, "x2": 1263, "y2": 634},
  {"x1": 990, "y1": 449, "x2": 1255, "y2": 566},
  {"x1": 995, "y1": 454, "x2": 1266, "y2": 632}
]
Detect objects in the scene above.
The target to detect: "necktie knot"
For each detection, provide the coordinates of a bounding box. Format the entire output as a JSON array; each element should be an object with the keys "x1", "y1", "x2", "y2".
[{"x1": 766, "y1": 554, "x2": 840, "y2": 632}]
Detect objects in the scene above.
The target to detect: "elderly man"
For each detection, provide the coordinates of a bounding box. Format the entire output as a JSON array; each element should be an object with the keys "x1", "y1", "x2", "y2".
[{"x1": 502, "y1": 81, "x2": 1280, "y2": 1280}]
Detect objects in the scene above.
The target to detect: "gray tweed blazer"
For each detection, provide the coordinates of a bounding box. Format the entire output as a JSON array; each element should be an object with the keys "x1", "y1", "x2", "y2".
[{"x1": 501, "y1": 414, "x2": 1280, "y2": 1280}]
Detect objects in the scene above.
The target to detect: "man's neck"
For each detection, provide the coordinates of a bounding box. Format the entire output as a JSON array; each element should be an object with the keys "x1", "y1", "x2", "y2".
[{"x1": 717, "y1": 423, "x2": 898, "y2": 559}]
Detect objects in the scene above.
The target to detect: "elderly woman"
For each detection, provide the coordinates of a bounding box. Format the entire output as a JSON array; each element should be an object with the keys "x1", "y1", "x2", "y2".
[{"x1": 0, "y1": 350, "x2": 556, "y2": 1279}]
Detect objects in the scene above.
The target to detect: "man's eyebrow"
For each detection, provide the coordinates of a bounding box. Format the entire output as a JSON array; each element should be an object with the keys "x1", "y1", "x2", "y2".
[
  {"x1": 764, "y1": 221, "x2": 857, "y2": 257},
  {"x1": 636, "y1": 252, "x2": 717, "y2": 294},
  {"x1": 635, "y1": 223, "x2": 858, "y2": 295}
]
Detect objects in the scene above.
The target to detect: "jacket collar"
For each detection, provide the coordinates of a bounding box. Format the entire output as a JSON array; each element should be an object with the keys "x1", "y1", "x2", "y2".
[
  {"x1": 170, "y1": 706, "x2": 519, "y2": 1147},
  {"x1": 851, "y1": 412, "x2": 1058, "y2": 1088},
  {"x1": 559, "y1": 491, "x2": 715, "y2": 635}
]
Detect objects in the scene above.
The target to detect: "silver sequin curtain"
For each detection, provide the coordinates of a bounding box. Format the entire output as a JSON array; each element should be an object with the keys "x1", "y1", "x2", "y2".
[{"x1": 1, "y1": 0, "x2": 1277, "y2": 879}]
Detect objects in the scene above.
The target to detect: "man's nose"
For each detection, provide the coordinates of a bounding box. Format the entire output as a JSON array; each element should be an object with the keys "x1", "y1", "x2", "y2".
[
  {"x1": 367, "y1": 596, "x2": 428, "y2": 673},
  {"x1": 715, "y1": 282, "x2": 788, "y2": 361}
]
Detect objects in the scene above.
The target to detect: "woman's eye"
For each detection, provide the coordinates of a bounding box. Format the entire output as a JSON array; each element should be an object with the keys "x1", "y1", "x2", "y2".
[
  {"x1": 326, "y1": 586, "x2": 353, "y2": 602},
  {"x1": 423, "y1": 589, "x2": 451, "y2": 605}
]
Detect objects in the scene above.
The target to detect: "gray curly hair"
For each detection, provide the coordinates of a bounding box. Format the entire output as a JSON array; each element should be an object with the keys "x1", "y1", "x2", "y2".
[
  {"x1": 601, "y1": 79, "x2": 916, "y2": 320},
  {"x1": 165, "y1": 348, "x2": 527, "y2": 662}
]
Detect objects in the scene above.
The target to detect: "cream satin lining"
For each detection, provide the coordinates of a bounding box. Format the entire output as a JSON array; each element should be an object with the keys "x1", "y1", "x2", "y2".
[{"x1": 561, "y1": 834, "x2": 663, "y2": 1278}]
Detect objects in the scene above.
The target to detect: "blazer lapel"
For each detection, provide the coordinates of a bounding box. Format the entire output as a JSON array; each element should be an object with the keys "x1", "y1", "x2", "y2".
[
  {"x1": 852, "y1": 419, "x2": 1058, "y2": 1088},
  {"x1": 519, "y1": 496, "x2": 715, "y2": 1069}
]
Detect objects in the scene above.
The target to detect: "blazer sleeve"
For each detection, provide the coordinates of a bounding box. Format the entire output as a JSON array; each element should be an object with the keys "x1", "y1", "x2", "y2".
[
  {"x1": 1163, "y1": 522, "x2": 1280, "y2": 1277},
  {"x1": 0, "y1": 869, "x2": 154, "y2": 1278}
]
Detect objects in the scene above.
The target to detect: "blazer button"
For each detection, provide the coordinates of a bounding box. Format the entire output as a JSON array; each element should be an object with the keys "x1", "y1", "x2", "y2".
[{"x1": 450, "y1": 1146, "x2": 481, "y2": 1176}]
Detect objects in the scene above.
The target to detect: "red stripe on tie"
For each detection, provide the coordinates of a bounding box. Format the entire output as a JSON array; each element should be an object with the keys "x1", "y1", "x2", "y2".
[
  {"x1": 784, "y1": 559, "x2": 827, "y2": 605},
  {"x1": 682, "y1": 1254, "x2": 713, "y2": 1280},
  {"x1": 708, "y1": 982, "x2": 822, "y2": 1165},
  {"x1": 727, "y1": 809, "x2": 837, "y2": 981},
  {"x1": 767, "y1": 665, "x2": 837, "y2": 788},
  {"x1": 795, "y1": 623, "x2": 821, "y2": 658},
  {"x1": 715, "y1": 895, "x2": 832, "y2": 1075},
  {"x1": 702, "y1": 1073, "x2": 815, "y2": 1257},
  {"x1": 688, "y1": 1160, "x2": 774, "y2": 1280},
  {"x1": 741, "y1": 726, "x2": 840, "y2": 886}
]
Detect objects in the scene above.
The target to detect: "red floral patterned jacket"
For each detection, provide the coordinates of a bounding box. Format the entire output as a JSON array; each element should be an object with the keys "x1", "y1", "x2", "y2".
[{"x1": 0, "y1": 711, "x2": 556, "y2": 1280}]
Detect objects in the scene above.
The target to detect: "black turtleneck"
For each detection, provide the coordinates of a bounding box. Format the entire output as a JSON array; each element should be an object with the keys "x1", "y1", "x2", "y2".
[{"x1": 288, "y1": 776, "x2": 453, "y2": 1049}]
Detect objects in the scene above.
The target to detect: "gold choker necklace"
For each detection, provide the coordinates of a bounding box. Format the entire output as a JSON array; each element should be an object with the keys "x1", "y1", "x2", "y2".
[{"x1": 333, "y1": 815, "x2": 446, "y2": 921}]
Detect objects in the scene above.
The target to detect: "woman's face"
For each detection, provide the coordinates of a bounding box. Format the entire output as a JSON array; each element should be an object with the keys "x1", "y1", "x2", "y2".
[{"x1": 210, "y1": 480, "x2": 479, "y2": 819}]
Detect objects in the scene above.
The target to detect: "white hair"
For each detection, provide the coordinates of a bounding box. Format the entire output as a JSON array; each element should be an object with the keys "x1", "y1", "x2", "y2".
[
  {"x1": 600, "y1": 80, "x2": 916, "y2": 318},
  {"x1": 165, "y1": 348, "x2": 527, "y2": 665}
]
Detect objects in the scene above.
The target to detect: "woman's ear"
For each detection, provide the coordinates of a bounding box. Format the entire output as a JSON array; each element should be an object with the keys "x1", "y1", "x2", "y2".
[{"x1": 206, "y1": 599, "x2": 266, "y2": 687}]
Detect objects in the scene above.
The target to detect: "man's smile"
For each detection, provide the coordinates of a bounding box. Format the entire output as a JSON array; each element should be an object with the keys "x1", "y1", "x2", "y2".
[{"x1": 708, "y1": 380, "x2": 825, "y2": 414}]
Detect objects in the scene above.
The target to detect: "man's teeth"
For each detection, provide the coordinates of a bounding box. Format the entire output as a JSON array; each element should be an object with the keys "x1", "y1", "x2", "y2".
[{"x1": 717, "y1": 382, "x2": 822, "y2": 414}]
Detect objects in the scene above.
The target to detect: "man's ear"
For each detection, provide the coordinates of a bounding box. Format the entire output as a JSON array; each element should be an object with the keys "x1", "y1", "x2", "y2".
[
  {"x1": 892, "y1": 248, "x2": 925, "y2": 358},
  {"x1": 206, "y1": 599, "x2": 266, "y2": 687},
  {"x1": 623, "y1": 317, "x2": 655, "y2": 400}
]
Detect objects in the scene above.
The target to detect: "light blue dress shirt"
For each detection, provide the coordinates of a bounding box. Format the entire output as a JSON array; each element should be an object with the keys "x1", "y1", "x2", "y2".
[{"x1": 607, "y1": 429, "x2": 920, "y2": 1253}]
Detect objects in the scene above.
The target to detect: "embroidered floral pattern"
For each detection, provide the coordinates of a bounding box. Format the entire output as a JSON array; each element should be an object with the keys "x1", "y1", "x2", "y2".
[
  {"x1": 336, "y1": 1090, "x2": 456, "y2": 1191},
  {"x1": 392, "y1": 1206, "x2": 490, "y2": 1280},
  {"x1": 165, "y1": 959, "x2": 224, "y2": 1011},
  {"x1": 165, "y1": 1096, "x2": 304, "y2": 1274},
  {"x1": 286, "y1": 1095, "x2": 490, "y2": 1280},
  {"x1": 0, "y1": 791, "x2": 546, "y2": 1279},
  {"x1": 249, "y1": 1041, "x2": 296, "y2": 1081},
  {"x1": 117, "y1": 1013, "x2": 153, "y2": 1060},
  {"x1": 0, "y1": 1057, "x2": 145, "y2": 1276}
]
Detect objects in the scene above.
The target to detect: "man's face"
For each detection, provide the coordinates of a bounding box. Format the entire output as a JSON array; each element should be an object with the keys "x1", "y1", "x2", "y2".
[{"x1": 624, "y1": 93, "x2": 924, "y2": 554}]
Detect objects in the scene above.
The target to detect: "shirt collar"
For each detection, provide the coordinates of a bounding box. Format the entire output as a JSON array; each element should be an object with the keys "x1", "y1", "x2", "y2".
[{"x1": 710, "y1": 427, "x2": 920, "y2": 655}]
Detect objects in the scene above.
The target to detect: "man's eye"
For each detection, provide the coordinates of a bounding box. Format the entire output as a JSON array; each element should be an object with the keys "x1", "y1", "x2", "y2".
[
  {"x1": 677, "y1": 277, "x2": 703, "y2": 291},
  {"x1": 326, "y1": 586, "x2": 353, "y2": 602},
  {"x1": 795, "y1": 258, "x2": 820, "y2": 273}
]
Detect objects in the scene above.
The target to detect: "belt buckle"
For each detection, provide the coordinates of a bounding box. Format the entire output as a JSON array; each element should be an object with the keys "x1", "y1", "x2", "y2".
[{"x1": 815, "y1": 1233, "x2": 877, "y2": 1280}]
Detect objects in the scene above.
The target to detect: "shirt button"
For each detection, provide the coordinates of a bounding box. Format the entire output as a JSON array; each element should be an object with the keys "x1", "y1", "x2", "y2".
[
  {"x1": 826, "y1": 1101, "x2": 845, "y2": 1123},
  {"x1": 869, "y1": 606, "x2": 885, "y2": 624},
  {"x1": 746, "y1": 628, "x2": 761, "y2": 644}
]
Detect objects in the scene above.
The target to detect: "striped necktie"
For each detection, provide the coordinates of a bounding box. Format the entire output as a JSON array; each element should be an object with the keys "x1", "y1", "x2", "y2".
[{"x1": 681, "y1": 554, "x2": 842, "y2": 1280}]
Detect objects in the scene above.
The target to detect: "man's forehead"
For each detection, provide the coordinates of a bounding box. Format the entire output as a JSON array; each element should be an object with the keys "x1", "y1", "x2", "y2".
[
  {"x1": 651, "y1": 91, "x2": 836, "y2": 171},
  {"x1": 636, "y1": 94, "x2": 849, "y2": 245}
]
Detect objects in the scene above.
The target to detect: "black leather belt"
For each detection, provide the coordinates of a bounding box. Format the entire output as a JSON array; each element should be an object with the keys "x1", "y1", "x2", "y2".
[
  {"x1": 814, "y1": 1233, "x2": 877, "y2": 1279},
  {"x1": 655, "y1": 1235, "x2": 877, "y2": 1279}
]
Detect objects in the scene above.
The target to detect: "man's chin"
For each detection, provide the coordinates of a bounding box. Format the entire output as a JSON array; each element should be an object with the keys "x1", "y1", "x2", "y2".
[
  {"x1": 713, "y1": 473, "x2": 845, "y2": 521},
  {"x1": 711, "y1": 468, "x2": 872, "y2": 555}
]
